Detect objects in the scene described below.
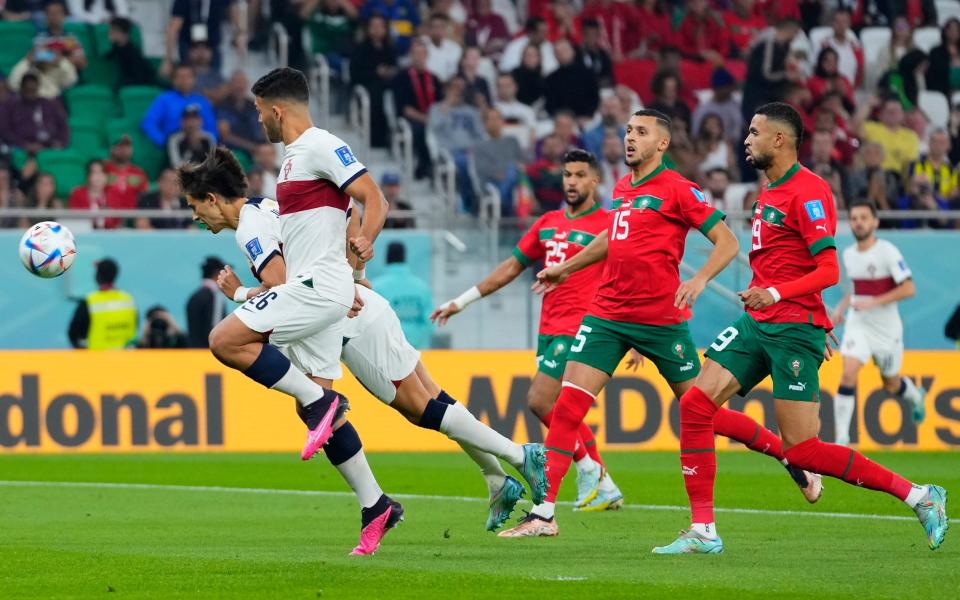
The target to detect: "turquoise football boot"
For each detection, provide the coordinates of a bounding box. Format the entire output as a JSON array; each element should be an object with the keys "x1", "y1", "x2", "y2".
[
  {"x1": 652, "y1": 530, "x2": 724, "y2": 555},
  {"x1": 520, "y1": 444, "x2": 548, "y2": 505},
  {"x1": 914, "y1": 484, "x2": 949, "y2": 550},
  {"x1": 486, "y1": 476, "x2": 525, "y2": 532}
]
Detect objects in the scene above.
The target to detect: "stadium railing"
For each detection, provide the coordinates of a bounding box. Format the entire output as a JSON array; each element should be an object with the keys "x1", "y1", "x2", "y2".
[
  {"x1": 311, "y1": 53, "x2": 332, "y2": 129},
  {"x1": 349, "y1": 85, "x2": 372, "y2": 157}
]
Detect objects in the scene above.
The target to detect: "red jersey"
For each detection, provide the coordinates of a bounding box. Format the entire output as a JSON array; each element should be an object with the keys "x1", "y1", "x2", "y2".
[
  {"x1": 105, "y1": 162, "x2": 149, "y2": 210},
  {"x1": 514, "y1": 203, "x2": 608, "y2": 336},
  {"x1": 591, "y1": 164, "x2": 724, "y2": 325},
  {"x1": 748, "y1": 163, "x2": 837, "y2": 328}
]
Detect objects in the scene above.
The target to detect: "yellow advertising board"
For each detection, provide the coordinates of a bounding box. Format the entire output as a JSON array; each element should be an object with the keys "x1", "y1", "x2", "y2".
[{"x1": 0, "y1": 350, "x2": 958, "y2": 453}]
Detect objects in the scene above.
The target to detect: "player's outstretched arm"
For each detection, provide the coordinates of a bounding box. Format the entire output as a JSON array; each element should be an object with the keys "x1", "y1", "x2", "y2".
[
  {"x1": 344, "y1": 173, "x2": 388, "y2": 262},
  {"x1": 852, "y1": 278, "x2": 916, "y2": 311},
  {"x1": 675, "y1": 220, "x2": 739, "y2": 310},
  {"x1": 533, "y1": 230, "x2": 608, "y2": 295},
  {"x1": 431, "y1": 256, "x2": 526, "y2": 325}
]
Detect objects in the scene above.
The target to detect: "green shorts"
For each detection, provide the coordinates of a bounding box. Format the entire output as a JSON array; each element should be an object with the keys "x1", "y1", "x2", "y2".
[
  {"x1": 536, "y1": 334, "x2": 576, "y2": 380},
  {"x1": 568, "y1": 314, "x2": 700, "y2": 382},
  {"x1": 704, "y1": 313, "x2": 825, "y2": 402}
]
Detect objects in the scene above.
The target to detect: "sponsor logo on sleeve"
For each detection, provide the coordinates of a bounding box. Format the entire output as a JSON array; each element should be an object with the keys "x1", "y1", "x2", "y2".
[
  {"x1": 245, "y1": 238, "x2": 264, "y2": 260},
  {"x1": 335, "y1": 145, "x2": 357, "y2": 167},
  {"x1": 804, "y1": 199, "x2": 826, "y2": 222}
]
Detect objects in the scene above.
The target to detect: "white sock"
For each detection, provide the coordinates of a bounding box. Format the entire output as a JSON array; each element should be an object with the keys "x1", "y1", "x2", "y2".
[
  {"x1": 599, "y1": 472, "x2": 617, "y2": 493},
  {"x1": 457, "y1": 442, "x2": 507, "y2": 495},
  {"x1": 575, "y1": 455, "x2": 597, "y2": 473},
  {"x1": 690, "y1": 522, "x2": 718, "y2": 539},
  {"x1": 272, "y1": 365, "x2": 327, "y2": 407},
  {"x1": 904, "y1": 484, "x2": 927, "y2": 508},
  {"x1": 334, "y1": 451, "x2": 383, "y2": 508},
  {"x1": 440, "y1": 402, "x2": 524, "y2": 467},
  {"x1": 531, "y1": 502, "x2": 555, "y2": 519},
  {"x1": 834, "y1": 392, "x2": 855, "y2": 445}
]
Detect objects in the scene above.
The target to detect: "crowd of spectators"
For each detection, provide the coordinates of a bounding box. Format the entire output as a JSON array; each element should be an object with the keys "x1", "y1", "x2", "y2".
[{"x1": 2, "y1": 0, "x2": 960, "y2": 229}]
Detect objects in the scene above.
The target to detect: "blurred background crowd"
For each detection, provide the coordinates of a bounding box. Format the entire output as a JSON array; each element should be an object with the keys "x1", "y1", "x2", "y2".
[{"x1": 2, "y1": 0, "x2": 960, "y2": 229}]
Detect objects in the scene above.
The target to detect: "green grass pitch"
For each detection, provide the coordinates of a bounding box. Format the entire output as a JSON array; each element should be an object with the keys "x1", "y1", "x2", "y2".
[{"x1": 0, "y1": 451, "x2": 956, "y2": 599}]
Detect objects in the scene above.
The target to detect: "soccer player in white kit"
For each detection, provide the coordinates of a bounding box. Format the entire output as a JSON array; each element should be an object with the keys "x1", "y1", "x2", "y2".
[
  {"x1": 206, "y1": 68, "x2": 387, "y2": 465},
  {"x1": 182, "y1": 148, "x2": 546, "y2": 551},
  {"x1": 829, "y1": 201, "x2": 926, "y2": 446}
]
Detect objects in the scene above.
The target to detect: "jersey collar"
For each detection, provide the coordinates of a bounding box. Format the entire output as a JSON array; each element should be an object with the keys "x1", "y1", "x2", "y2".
[
  {"x1": 565, "y1": 202, "x2": 601, "y2": 220},
  {"x1": 630, "y1": 162, "x2": 666, "y2": 187},
  {"x1": 765, "y1": 162, "x2": 800, "y2": 189}
]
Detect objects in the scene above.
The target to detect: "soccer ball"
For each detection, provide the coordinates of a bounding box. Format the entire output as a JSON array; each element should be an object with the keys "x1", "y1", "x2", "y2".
[{"x1": 19, "y1": 221, "x2": 78, "y2": 278}]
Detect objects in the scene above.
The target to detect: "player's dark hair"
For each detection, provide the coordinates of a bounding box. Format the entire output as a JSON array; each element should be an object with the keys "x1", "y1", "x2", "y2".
[
  {"x1": 848, "y1": 199, "x2": 879, "y2": 217},
  {"x1": 96, "y1": 258, "x2": 118, "y2": 285},
  {"x1": 755, "y1": 102, "x2": 804, "y2": 151},
  {"x1": 562, "y1": 149, "x2": 598, "y2": 172},
  {"x1": 177, "y1": 147, "x2": 248, "y2": 201},
  {"x1": 251, "y1": 67, "x2": 309, "y2": 103},
  {"x1": 633, "y1": 109, "x2": 672, "y2": 135}
]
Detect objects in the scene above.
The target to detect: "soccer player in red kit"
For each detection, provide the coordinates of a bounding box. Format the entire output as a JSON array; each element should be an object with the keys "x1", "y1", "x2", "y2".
[
  {"x1": 433, "y1": 150, "x2": 622, "y2": 512},
  {"x1": 499, "y1": 109, "x2": 822, "y2": 538},
  {"x1": 654, "y1": 102, "x2": 948, "y2": 554}
]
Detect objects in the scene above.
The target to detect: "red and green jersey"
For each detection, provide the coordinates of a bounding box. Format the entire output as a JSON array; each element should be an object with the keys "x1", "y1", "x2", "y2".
[
  {"x1": 748, "y1": 162, "x2": 837, "y2": 328},
  {"x1": 591, "y1": 164, "x2": 724, "y2": 325},
  {"x1": 513, "y1": 203, "x2": 608, "y2": 336}
]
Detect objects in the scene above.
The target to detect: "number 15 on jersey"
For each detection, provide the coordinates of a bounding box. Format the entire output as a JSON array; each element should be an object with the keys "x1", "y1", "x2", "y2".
[{"x1": 613, "y1": 210, "x2": 630, "y2": 240}]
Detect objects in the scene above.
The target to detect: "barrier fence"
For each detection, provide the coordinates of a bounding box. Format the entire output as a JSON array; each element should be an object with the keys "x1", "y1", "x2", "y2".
[{"x1": 1, "y1": 350, "x2": 958, "y2": 453}]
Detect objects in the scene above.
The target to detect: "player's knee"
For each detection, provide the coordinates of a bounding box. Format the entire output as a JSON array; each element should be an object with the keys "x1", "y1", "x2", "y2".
[
  {"x1": 527, "y1": 388, "x2": 552, "y2": 418},
  {"x1": 207, "y1": 324, "x2": 230, "y2": 359}
]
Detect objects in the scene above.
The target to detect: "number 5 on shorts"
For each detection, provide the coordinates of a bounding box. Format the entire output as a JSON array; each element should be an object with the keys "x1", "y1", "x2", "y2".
[
  {"x1": 710, "y1": 326, "x2": 739, "y2": 352},
  {"x1": 571, "y1": 325, "x2": 592, "y2": 353}
]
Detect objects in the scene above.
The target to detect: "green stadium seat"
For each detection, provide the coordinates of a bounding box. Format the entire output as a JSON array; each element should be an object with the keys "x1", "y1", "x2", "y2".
[
  {"x1": 36, "y1": 149, "x2": 87, "y2": 199},
  {"x1": 68, "y1": 120, "x2": 108, "y2": 161},
  {"x1": 119, "y1": 85, "x2": 164, "y2": 120},
  {"x1": 0, "y1": 21, "x2": 35, "y2": 75},
  {"x1": 233, "y1": 149, "x2": 253, "y2": 172},
  {"x1": 65, "y1": 85, "x2": 115, "y2": 125}
]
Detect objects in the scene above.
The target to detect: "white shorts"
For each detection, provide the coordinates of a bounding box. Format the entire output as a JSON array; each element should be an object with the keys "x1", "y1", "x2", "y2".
[
  {"x1": 234, "y1": 274, "x2": 350, "y2": 379},
  {"x1": 341, "y1": 308, "x2": 420, "y2": 404},
  {"x1": 840, "y1": 321, "x2": 903, "y2": 378}
]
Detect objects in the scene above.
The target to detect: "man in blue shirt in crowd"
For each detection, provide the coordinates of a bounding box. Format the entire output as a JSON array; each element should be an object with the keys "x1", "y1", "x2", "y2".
[
  {"x1": 372, "y1": 241, "x2": 433, "y2": 349},
  {"x1": 141, "y1": 63, "x2": 217, "y2": 147}
]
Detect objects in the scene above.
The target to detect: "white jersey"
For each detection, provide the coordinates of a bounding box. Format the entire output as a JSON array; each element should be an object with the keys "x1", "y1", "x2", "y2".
[
  {"x1": 235, "y1": 197, "x2": 282, "y2": 279},
  {"x1": 841, "y1": 238, "x2": 912, "y2": 335},
  {"x1": 276, "y1": 127, "x2": 366, "y2": 306},
  {"x1": 234, "y1": 197, "x2": 390, "y2": 340}
]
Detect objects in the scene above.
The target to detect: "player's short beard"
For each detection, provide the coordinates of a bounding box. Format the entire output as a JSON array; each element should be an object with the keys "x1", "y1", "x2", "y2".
[
  {"x1": 853, "y1": 227, "x2": 874, "y2": 242},
  {"x1": 749, "y1": 151, "x2": 773, "y2": 171},
  {"x1": 565, "y1": 190, "x2": 589, "y2": 209},
  {"x1": 263, "y1": 119, "x2": 282, "y2": 144}
]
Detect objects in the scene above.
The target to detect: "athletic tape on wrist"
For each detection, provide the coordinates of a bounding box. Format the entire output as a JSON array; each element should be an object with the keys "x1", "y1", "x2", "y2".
[{"x1": 233, "y1": 287, "x2": 249, "y2": 303}]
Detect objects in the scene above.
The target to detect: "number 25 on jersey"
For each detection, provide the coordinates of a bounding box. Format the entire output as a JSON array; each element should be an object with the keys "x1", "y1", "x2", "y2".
[{"x1": 544, "y1": 239, "x2": 568, "y2": 266}]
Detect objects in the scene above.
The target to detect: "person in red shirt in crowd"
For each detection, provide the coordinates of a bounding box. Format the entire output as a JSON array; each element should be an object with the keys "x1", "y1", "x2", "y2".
[
  {"x1": 544, "y1": 0, "x2": 581, "y2": 44},
  {"x1": 850, "y1": 0, "x2": 937, "y2": 29},
  {"x1": 580, "y1": 0, "x2": 640, "y2": 61},
  {"x1": 723, "y1": 0, "x2": 767, "y2": 58},
  {"x1": 635, "y1": 0, "x2": 673, "y2": 58},
  {"x1": 464, "y1": 0, "x2": 511, "y2": 59},
  {"x1": 805, "y1": 95, "x2": 858, "y2": 166},
  {"x1": 807, "y1": 47, "x2": 855, "y2": 108},
  {"x1": 676, "y1": 0, "x2": 728, "y2": 64},
  {"x1": 69, "y1": 160, "x2": 125, "y2": 229},
  {"x1": 756, "y1": 0, "x2": 800, "y2": 23},
  {"x1": 105, "y1": 134, "x2": 149, "y2": 216},
  {"x1": 526, "y1": 134, "x2": 567, "y2": 213}
]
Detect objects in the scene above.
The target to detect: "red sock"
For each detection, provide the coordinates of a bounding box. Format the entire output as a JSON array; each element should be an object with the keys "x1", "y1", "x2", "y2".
[
  {"x1": 578, "y1": 422, "x2": 605, "y2": 468},
  {"x1": 679, "y1": 386, "x2": 719, "y2": 524},
  {"x1": 539, "y1": 407, "x2": 587, "y2": 461},
  {"x1": 784, "y1": 437, "x2": 914, "y2": 500},
  {"x1": 543, "y1": 383, "x2": 596, "y2": 503},
  {"x1": 712, "y1": 407, "x2": 784, "y2": 461}
]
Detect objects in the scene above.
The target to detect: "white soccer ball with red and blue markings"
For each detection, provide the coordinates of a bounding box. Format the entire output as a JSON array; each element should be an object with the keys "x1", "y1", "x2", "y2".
[{"x1": 19, "y1": 221, "x2": 77, "y2": 278}]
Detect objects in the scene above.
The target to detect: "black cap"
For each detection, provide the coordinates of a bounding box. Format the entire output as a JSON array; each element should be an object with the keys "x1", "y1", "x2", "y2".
[
  {"x1": 95, "y1": 258, "x2": 119, "y2": 285},
  {"x1": 182, "y1": 103, "x2": 202, "y2": 118}
]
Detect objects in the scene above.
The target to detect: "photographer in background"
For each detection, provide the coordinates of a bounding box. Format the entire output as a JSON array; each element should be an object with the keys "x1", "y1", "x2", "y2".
[{"x1": 138, "y1": 305, "x2": 188, "y2": 348}]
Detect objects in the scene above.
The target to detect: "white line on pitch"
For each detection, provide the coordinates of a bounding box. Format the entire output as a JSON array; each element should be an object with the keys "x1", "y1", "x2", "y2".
[{"x1": 0, "y1": 480, "x2": 916, "y2": 522}]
